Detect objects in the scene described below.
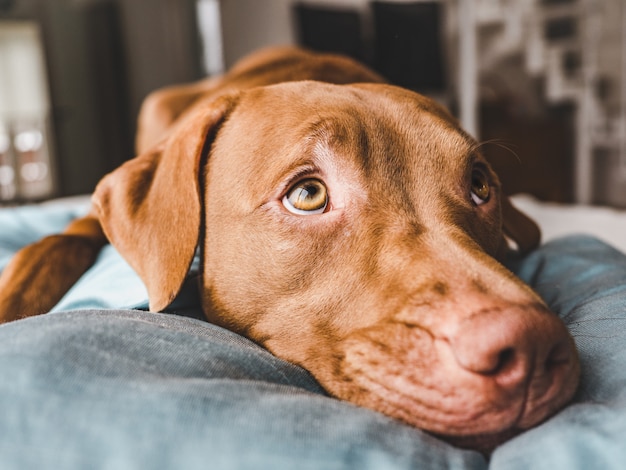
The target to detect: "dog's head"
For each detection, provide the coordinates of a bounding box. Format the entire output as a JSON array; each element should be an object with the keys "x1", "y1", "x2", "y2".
[{"x1": 93, "y1": 81, "x2": 579, "y2": 452}]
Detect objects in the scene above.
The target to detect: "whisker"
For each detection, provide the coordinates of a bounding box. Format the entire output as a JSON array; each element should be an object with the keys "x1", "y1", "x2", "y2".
[{"x1": 472, "y1": 139, "x2": 522, "y2": 164}]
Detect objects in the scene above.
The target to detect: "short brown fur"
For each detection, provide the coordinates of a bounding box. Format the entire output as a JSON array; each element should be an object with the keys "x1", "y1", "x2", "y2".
[{"x1": 0, "y1": 47, "x2": 578, "y2": 453}]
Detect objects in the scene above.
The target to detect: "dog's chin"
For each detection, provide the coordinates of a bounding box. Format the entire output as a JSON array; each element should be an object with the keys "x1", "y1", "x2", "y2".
[
  {"x1": 329, "y1": 370, "x2": 578, "y2": 454},
  {"x1": 344, "y1": 388, "x2": 529, "y2": 454},
  {"x1": 433, "y1": 428, "x2": 521, "y2": 455},
  {"x1": 334, "y1": 385, "x2": 551, "y2": 455},
  {"x1": 328, "y1": 374, "x2": 578, "y2": 455}
]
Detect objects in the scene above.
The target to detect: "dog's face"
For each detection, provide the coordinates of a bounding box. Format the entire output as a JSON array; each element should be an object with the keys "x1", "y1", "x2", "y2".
[{"x1": 95, "y1": 81, "x2": 579, "y2": 452}]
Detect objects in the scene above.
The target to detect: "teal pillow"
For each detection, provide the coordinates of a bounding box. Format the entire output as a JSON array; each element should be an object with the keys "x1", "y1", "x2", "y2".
[{"x1": 1, "y1": 201, "x2": 626, "y2": 468}]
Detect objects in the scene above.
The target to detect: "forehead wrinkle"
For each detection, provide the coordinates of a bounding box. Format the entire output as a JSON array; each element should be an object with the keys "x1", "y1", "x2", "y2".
[
  {"x1": 303, "y1": 112, "x2": 372, "y2": 172},
  {"x1": 256, "y1": 114, "x2": 368, "y2": 203},
  {"x1": 404, "y1": 107, "x2": 475, "y2": 180}
]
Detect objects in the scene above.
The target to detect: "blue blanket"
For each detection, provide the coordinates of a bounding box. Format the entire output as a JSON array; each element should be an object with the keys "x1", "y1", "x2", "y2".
[{"x1": 1, "y1": 203, "x2": 625, "y2": 469}]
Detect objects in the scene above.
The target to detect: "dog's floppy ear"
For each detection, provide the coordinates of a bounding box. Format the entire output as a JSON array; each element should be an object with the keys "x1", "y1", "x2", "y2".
[
  {"x1": 501, "y1": 196, "x2": 541, "y2": 254},
  {"x1": 92, "y1": 94, "x2": 238, "y2": 312}
]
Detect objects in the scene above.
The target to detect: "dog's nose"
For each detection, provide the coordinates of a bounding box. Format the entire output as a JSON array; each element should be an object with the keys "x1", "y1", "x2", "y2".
[{"x1": 448, "y1": 306, "x2": 573, "y2": 390}]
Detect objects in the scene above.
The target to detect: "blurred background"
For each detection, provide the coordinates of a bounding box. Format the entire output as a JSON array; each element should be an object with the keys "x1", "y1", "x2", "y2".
[{"x1": 0, "y1": 0, "x2": 624, "y2": 207}]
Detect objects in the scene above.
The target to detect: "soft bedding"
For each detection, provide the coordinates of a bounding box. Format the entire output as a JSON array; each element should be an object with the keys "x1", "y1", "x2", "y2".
[
  {"x1": 511, "y1": 194, "x2": 626, "y2": 253},
  {"x1": 1, "y1": 198, "x2": 626, "y2": 469}
]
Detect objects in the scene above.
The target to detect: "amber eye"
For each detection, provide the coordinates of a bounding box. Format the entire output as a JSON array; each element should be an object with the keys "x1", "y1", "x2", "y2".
[
  {"x1": 470, "y1": 168, "x2": 490, "y2": 205},
  {"x1": 282, "y1": 178, "x2": 328, "y2": 215}
]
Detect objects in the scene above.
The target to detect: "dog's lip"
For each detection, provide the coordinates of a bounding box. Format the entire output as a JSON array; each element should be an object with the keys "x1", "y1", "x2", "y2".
[
  {"x1": 515, "y1": 338, "x2": 580, "y2": 429},
  {"x1": 336, "y1": 329, "x2": 525, "y2": 437},
  {"x1": 439, "y1": 362, "x2": 579, "y2": 454},
  {"x1": 335, "y1": 331, "x2": 580, "y2": 450},
  {"x1": 345, "y1": 373, "x2": 540, "y2": 454},
  {"x1": 349, "y1": 371, "x2": 527, "y2": 437}
]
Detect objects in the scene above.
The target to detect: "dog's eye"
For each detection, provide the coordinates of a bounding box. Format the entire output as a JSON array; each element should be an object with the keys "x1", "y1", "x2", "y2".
[
  {"x1": 470, "y1": 168, "x2": 490, "y2": 205},
  {"x1": 282, "y1": 178, "x2": 328, "y2": 215}
]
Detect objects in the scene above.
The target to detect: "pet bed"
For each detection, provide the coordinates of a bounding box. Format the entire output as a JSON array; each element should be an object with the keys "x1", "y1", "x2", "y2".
[{"x1": 0, "y1": 195, "x2": 625, "y2": 469}]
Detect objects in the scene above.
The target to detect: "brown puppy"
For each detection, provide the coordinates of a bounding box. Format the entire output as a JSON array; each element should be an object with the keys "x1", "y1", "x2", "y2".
[{"x1": 0, "y1": 47, "x2": 579, "y2": 452}]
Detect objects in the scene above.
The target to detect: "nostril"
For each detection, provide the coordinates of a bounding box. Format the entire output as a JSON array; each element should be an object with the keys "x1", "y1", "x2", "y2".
[
  {"x1": 450, "y1": 334, "x2": 526, "y2": 376},
  {"x1": 448, "y1": 310, "x2": 536, "y2": 383},
  {"x1": 487, "y1": 347, "x2": 531, "y2": 388},
  {"x1": 447, "y1": 305, "x2": 577, "y2": 392},
  {"x1": 463, "y1": 346, "x2": 518, "y2": 376},
  {"x1": 492, "y1": 347, "x2": 516, "y2": 375}
]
